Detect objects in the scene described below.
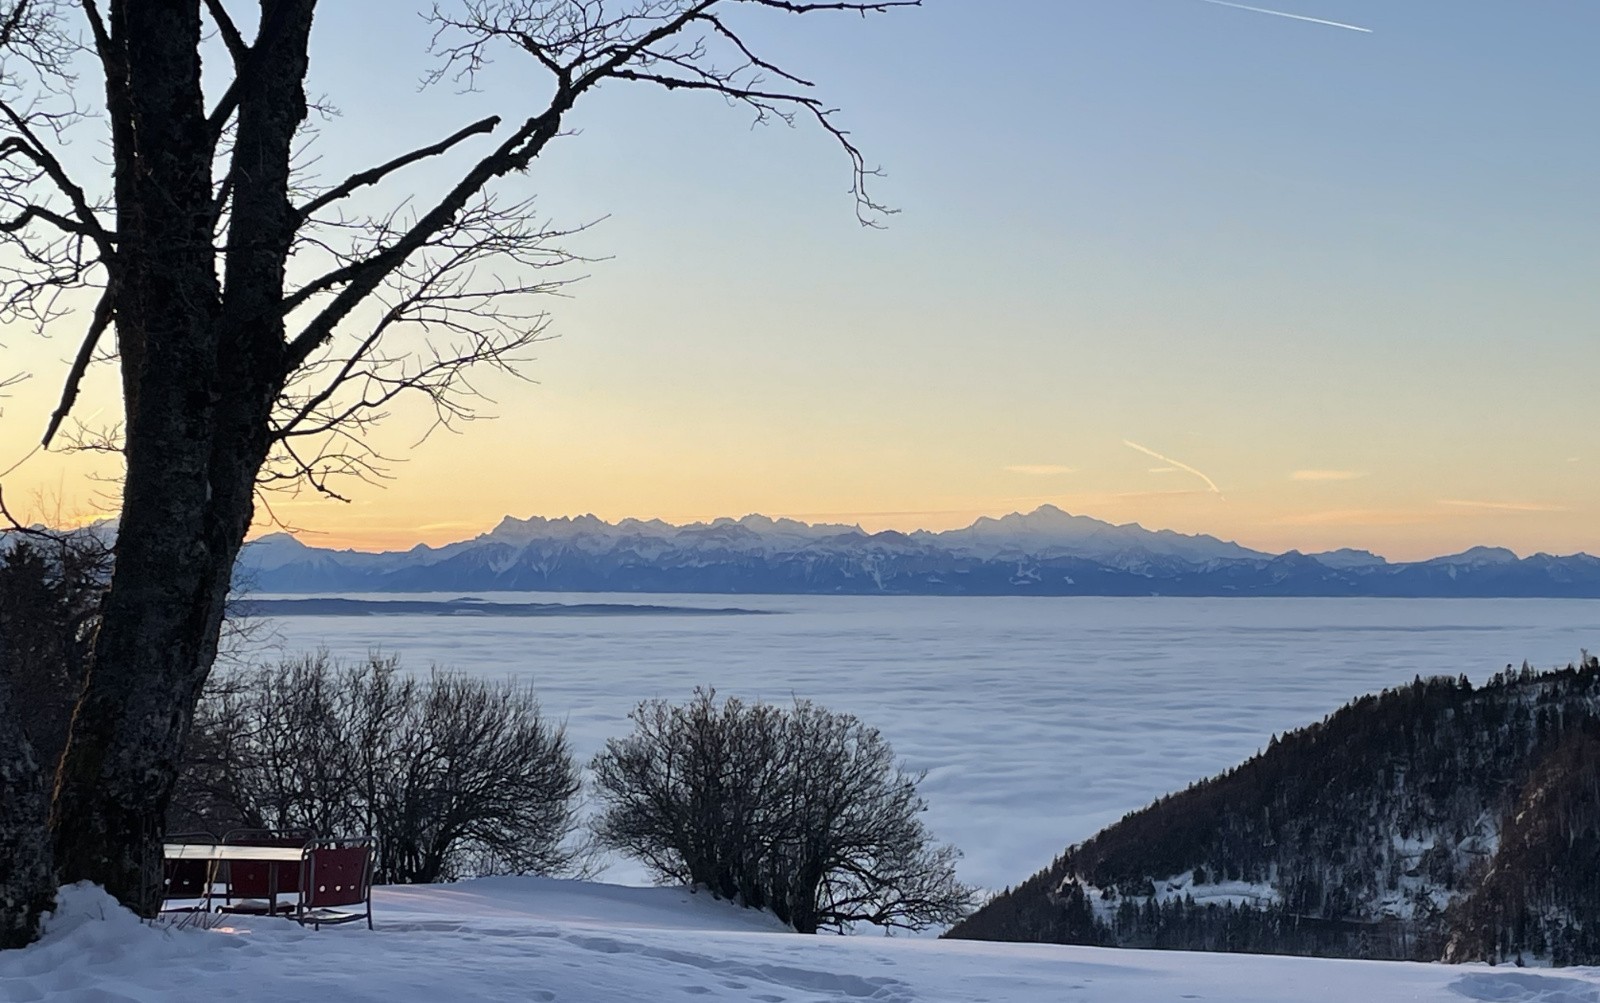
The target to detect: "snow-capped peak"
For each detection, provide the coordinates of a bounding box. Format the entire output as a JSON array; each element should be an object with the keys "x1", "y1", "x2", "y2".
[
  {"x1": 936, "y1": 505, "x2": 1266, "y2": 567},
  {"x1": 1426, "y1": 546, "x2": 1520, "y2": 567}
]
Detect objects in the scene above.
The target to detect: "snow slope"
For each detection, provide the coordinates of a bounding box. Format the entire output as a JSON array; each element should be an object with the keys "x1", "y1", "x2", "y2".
[{"x1": 4, "y1": 879, "x2": 1597, "y2": 1003}]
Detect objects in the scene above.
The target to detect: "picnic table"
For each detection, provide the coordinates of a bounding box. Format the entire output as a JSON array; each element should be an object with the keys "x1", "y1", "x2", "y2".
[
  {"x1": 163, "y1": 844, "x2": 307, "y2": 861},
  {"x1": 160, "y1": 835, "x2": 375, "y2": 929}
]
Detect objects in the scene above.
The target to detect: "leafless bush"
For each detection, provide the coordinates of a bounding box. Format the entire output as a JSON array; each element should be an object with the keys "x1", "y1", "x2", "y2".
[
  {"x1": 592, "y1": 689, "x2": 977, "y2": 933},
  {"x1": 173, "y1": 652, "x2": 582, "y2": 884}
]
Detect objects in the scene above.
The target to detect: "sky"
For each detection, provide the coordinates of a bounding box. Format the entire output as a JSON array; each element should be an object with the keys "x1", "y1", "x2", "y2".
[{"x1": 0, "y1": 0, "x2": 1596, "y2": 561}]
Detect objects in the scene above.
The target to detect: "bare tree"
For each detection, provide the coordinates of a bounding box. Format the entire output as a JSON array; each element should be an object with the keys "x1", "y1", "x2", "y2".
[
  {"x1": 0, "y1": 0, "x2": 916, "y2": 939},
  {"x1": 592, "y1": 690, "x2": 976, "y2": 933},
  {"x1": 376, "y1": 666, "x2": 582, "y2": 883},
  {"x1": 172, "y1": 652, "x2": 583, "y2": 885}
]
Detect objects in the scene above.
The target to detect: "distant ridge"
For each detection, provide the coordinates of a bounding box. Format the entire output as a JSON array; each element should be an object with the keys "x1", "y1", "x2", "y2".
[
  {"x1": 232, "y1": 598, "x2": 771, "y2": 618},
  {"x1": 946, "y1": 657, "x2": 1600, "y2": 965},
  {"x1": 229, "y1": 506, "x2": 1600, "y2": 598}
]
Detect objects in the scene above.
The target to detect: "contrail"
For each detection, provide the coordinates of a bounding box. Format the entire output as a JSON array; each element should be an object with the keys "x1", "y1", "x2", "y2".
[
  {"x1": 1196, "y1": 0, "x2": 1373, "y2": 33},
  {"x1": 1123, "y1": 440, "x2": 1226, "y2": 500}
]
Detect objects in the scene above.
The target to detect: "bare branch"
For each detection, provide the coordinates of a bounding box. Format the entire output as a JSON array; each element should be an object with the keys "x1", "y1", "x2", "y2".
[
  {"x1": 0, "y1": 483, "x2": 41, "y2": 535},
  {"x1": 77, "y1": 0, "x2": 111, "y2": 57},
  {"x1": 40, "y1": 280, "x2": 113, "y2": 448},
  {"x1": 206, "y1": 0, "x2": 302, "y2": 143},
  {"x1": 267, "y1": 194, "x2": 581, "y2": 493},
  {"x1": 295, "y1": 115, "x2": 501, "y2": 221},
  {"x1": 202, "y1": 0, "x2": 250, "y2": 66},
  {"x1": 0, "y1": 102, "x2": 114, "y2": 256},
  {"x1": 692, "y1": 11, "x2": 814, "y2": 88},
  {"x1": 429, "y1": 0, "x2": 912, "y2": 227},
  {"x1": 278, "y1": 105, "x2": 568, "y2": 371}
]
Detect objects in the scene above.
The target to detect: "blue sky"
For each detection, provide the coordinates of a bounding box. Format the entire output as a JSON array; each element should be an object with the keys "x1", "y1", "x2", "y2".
[{"x1": 3, "y1": 0, "x2": 1596, "y2": 557}]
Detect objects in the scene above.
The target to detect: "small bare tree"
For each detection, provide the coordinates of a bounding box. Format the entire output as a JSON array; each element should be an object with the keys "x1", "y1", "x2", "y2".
[
  {"x1": 379, "y1": 668, "x2": 582, "y2": 883},
  {"x1": 0, "y1": 0, "x2": 917, "y2": 938},
  {"x1": 173, "y1": 652, "x2": 583, "y2": 884},
  {"x1": 592, "y1": 689, "x2": 976, "y2": 933}
]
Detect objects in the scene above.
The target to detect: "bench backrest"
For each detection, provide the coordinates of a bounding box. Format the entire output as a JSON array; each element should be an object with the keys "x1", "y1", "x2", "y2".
[
  {"x1": 223, "y1": 829, "x2": 310, "y2": 898},
  {"x1": 302, "y1": 839, "x2": 374, "y2": 909}
]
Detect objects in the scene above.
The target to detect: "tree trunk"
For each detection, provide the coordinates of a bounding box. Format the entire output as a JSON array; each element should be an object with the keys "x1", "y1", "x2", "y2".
[
  {"x1": 49, "y1": 472, "x2": 257, "y2": 912},
  {"x1": 48, "y1": 0, "x2": 305, "y2": 915}
]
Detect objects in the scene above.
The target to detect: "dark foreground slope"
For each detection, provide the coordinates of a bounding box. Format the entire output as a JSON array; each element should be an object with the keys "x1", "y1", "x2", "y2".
[{"x1": 948, "y1": 657, "x2": 1600, "y2": 964}]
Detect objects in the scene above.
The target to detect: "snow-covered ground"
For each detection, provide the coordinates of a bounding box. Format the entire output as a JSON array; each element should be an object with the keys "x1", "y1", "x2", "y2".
[
  {"x1": 6, "y1": 878, "x2": 1596, "y2": 1003},
  {"x1": 257, "y1": 594, "x2": 1600, "y2": 893}
]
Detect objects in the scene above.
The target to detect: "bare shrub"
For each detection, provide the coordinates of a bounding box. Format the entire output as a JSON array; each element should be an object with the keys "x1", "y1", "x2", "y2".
[
  {"x1": 174, "y1": 652, "x2": 581, "y2": 884},
  {"x1": 592, "y1": 689, "x2": 977, "y2": 933}
]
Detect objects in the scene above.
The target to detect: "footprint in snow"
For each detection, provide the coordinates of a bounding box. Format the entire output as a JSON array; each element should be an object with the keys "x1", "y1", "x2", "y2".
[
  {"x1": 0, "y1": 979, "x2": 45, "y2": 1003},
  {"x1": 1450, "y1": 971, "x2": 1600, "y2": 1003}
]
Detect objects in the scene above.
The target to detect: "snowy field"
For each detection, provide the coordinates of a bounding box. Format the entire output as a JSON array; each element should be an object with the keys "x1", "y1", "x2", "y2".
[
  {"x1": 255, "y1": 594, "x2": 1600, "y2": 894},
  {"x1": 7, "y1": 878, "x2": 1600, "y2": 1003}
]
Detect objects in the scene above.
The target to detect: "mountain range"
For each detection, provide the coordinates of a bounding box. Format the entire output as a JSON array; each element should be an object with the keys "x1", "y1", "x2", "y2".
[{"x1": 234, "y1": 506, "x2": 1600, "y2": 597}]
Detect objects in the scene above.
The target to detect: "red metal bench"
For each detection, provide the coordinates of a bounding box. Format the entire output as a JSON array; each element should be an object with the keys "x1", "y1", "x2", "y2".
[
  {"x1": 294, "y1": 836, "x2": 376, "y2": 930},
  {"x1": 217, "y1": 828, "x2": 313, "y2": 917}
]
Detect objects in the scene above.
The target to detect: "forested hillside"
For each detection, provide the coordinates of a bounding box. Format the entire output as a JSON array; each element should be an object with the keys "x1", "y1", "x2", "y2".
[{"x1": 948, "y1": 657, "x2": 1600, "y2": 964}]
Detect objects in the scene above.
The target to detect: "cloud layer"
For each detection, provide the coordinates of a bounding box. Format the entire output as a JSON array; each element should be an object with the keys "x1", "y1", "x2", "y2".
[{"x1": 1438, "y1": 499, "x2": 1570, "y2": 514}]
